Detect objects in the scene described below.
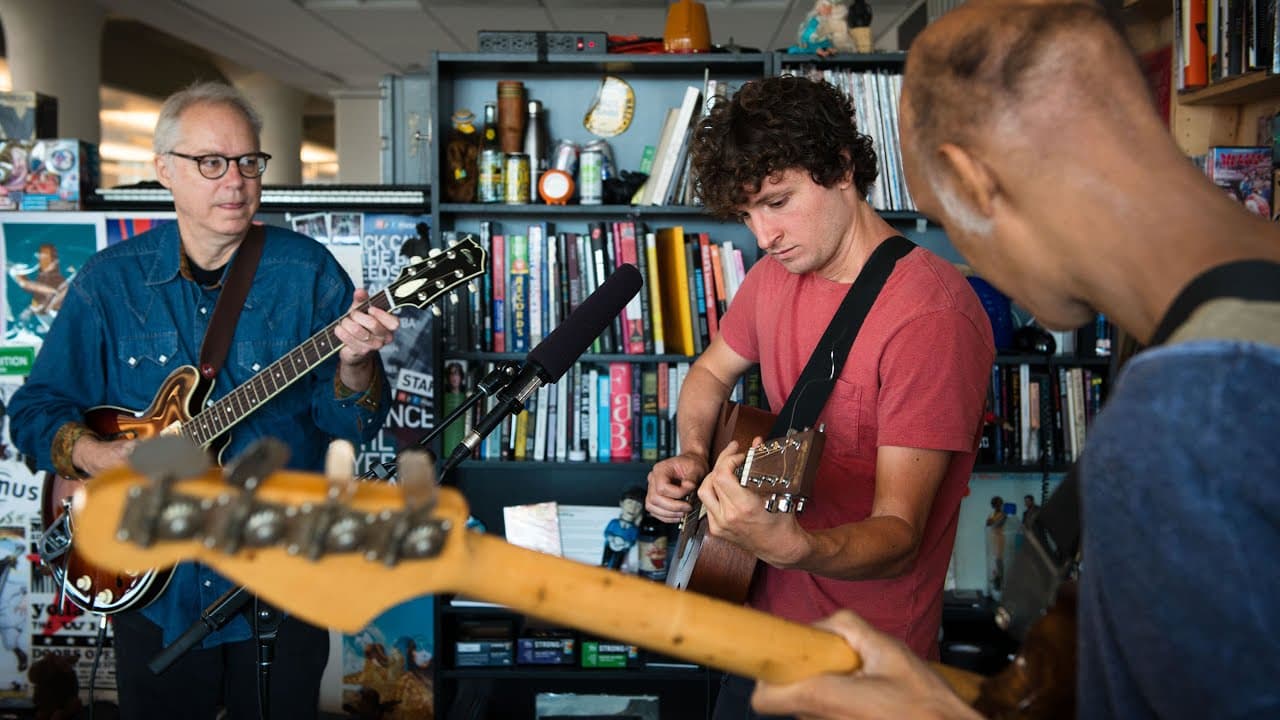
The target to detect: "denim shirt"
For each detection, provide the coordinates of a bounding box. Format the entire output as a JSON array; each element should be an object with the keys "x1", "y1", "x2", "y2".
[
  {"x1": 1077, "y1": 340, "x2": 1280, "y2": 719},
  {"x1": 9, "y1": 222, "x2": 390, "y2": 647}
]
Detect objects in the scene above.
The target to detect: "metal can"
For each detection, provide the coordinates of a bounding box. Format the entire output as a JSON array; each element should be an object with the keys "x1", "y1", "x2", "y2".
[
  {"x1": 582, "y1": 139, "x2": 615, "y2": 181},
  {"x1": 550, "y1": 139, "x2": 580, "y2": 176},
  {"x1": 579, "y1": 149, "x2": 603, "y2": 205},
  {"x1": 504, "y1": 152, "x2": 530, "y2": 205},
  {"x1": 478, "y1": 148, "x2": 505, "y2": 203}
]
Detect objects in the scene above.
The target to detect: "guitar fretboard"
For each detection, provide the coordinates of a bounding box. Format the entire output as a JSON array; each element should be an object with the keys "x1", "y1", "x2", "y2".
[{"x1": 178, "y1": 239, "x2": 484, "y2": 449}]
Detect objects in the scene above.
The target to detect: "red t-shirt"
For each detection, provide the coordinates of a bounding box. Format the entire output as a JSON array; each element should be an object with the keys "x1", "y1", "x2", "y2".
[{"x1": 720, "y1": 245, "x2": 994, "y2": 658}]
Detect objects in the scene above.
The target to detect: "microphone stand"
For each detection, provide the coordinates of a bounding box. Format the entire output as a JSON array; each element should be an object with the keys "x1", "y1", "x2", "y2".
[
  {"x1": 148, "y1": 585, "x2": 253, "y2": 675},
  {"x1": 150, "y1": 364, "x2": 521, "y2": 696},
  {"x1": 361, "y1": 361, "x2": 519, "y2": 484}
]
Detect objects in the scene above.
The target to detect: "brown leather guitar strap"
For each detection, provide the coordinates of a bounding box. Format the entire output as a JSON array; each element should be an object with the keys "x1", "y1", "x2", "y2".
[{"x1": 197, "y1": 224, "x2": 266, "y2": 379}]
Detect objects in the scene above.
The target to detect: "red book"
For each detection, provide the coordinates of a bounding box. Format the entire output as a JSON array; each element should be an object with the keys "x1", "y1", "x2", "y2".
[{"x1": 608, "y1": 362, "x2": 633, "y2": 462}]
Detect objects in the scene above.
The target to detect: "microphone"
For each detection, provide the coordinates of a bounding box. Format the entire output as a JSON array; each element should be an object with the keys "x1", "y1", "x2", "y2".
[{"x1": 443, "y1": 263, "x2": 644, "y2": 473}]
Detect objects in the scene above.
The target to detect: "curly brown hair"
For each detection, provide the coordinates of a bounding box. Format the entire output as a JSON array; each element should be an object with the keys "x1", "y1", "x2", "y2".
[{"x1": 691, "y1": 75, "x2": 879, "y2": 220}]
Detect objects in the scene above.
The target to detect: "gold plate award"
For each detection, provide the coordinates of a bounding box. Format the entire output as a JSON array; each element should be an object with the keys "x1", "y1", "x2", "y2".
[{"x1": 583, "y1": 75, "x2": 635, "y2": 138}]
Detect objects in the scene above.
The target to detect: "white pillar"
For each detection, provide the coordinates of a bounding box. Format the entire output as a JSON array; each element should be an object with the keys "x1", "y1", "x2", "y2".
[
  {"x1": 332, "y1": 89, "x2": 380, "y2": 184},
  {"x1": 0, "y1": 0, "x2": 104, "y2": 143},
  {"x1": 220, "y1": 65, "x2": 305, "y2": 185}
]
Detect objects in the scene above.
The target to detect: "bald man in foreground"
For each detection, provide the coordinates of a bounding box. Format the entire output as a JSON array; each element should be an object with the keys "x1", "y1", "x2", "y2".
[{"x1": 751, "y1": 2, "x2": 1280, "y2": 718}]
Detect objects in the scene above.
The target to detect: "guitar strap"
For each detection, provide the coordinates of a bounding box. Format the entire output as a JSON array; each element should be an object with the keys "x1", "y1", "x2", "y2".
[
  {"x1": 197, "y1": 225, "x2": 266, "y2": 380},
  {"x1": 768, "y1": 235, "x2": 916, "y2": 438}
]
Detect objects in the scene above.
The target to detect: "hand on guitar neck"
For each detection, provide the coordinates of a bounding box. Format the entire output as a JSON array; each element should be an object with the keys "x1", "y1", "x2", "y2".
[{"x1": 753, "y1": 609, "x2": 984, "y2": 720}]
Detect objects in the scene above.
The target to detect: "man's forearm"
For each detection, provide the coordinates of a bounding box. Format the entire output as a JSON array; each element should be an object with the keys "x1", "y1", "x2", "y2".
[{"x1": 767, "y1": 515, "x2": 920, "y2": 581}]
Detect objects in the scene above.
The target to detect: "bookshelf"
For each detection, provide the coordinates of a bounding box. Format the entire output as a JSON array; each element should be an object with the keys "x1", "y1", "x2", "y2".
[
  {"x1": 428, "y1": 50, "x2": 773, "y2": 718},
  {"x1": 423, "y1": 49, "x2": 1110, "y2": 717}
]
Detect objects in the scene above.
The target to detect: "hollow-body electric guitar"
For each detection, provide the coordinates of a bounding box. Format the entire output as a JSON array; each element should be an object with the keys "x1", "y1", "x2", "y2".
[
  {"x1": 666, "y1": 402, "x2": 824, "y2": 604},
  {"x1": 39, "y1": 238, "x2": 486, "y2": 615}
]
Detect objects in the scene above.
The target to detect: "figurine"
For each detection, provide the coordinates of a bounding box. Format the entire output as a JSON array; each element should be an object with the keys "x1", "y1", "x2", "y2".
[
  {"x1": 787, "y1": 0, "x2": 874, "y2": 56},
  {"x1": 601, "y1": 486, "x2": 646, "y2": 570}
]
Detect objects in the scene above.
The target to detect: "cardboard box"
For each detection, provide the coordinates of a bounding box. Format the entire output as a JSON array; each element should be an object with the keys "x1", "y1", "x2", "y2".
[
  {"x1": 21, "y1": 139, "x2": 100, "y2": 210},
  {"x1": 0, "y1": 91, "x2": 57, "y2": 140},
  {"x1": 0, "y1": 139, "x2": 32, "y2": 210},
  {"x1": 517, "y1": 637, "x2": 576, "y2": 665},
  {"x1": 580, "y1": 640, "x2": 641, "y2": 668},
  {"x1": 455, "y1": 640, "x2": 514, "y2": 667}
]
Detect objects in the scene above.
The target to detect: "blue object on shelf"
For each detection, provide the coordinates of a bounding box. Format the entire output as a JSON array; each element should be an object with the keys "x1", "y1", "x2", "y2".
[{"x1": 968, "y1": 276, "x2": 1013, "y2": 350}]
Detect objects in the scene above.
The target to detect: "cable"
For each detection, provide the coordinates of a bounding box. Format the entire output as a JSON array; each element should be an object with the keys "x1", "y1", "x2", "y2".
[{"x1": 87, "y1": 613, "x2": 108, "y2": 720}]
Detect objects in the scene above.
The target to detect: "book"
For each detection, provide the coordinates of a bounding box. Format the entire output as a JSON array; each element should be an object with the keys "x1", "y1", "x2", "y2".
[
  {"x1": 1205, "y1": 146, "x2": 1272, "y2": 217},
  {"x1": 491, "y1": 233, "x2": 507, "y2": 352},
  {"x1": 609, "y1": 362, "x2": 633, "y2": 462},
  {"x1": 507, "y1": 234, "x2": 530, "y2": 352},
  {"x1": 655, "y1": 226, "x2": 696, "y2": 355},
  {"x1": 644, "y1": 231, "x2": 666, "y2": 355},
  {"x1": 648, "y1": 86, "x2": 703, "y2": 206}
]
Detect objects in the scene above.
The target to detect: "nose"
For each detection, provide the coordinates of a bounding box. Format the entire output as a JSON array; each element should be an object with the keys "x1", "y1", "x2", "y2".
[{"x1": 746, "y1": 211, "x2": 781, "y2": 252}]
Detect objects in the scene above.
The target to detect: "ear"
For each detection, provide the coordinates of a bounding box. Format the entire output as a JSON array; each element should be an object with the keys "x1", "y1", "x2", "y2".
[
  {"x1": 154, "y1": 154, "x2": 172, "y2": 189},
  {"x1": 936, "y1": 142, "x2": 998, "y2": 217}
]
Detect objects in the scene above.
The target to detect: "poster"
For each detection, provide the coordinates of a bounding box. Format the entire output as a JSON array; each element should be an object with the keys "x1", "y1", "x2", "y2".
[
  {"x1": 1, "y1": 214, "x2": 105, "y2": 353},
  {"x1": 354, "y1": 214, "x2": 435, "y2": 478},
  {"x1": 340, "y1": 596, "x2": 434, "y2": 719}
]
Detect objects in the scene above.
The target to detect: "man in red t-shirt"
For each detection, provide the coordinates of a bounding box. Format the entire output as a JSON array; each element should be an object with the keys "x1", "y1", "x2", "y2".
[{"x1": 645, "y1": 75, "x2": 994, "y2": 719}]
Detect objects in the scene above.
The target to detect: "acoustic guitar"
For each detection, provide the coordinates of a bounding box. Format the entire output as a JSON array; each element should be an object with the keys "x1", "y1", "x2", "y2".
[
  {"x1": 67, "y1": 436, "x2": 988, "y2": 705},
  {"x1": 38, "y1": 238, "x2": 487, "y2": 615},
  {"x1": 667, "y1": 402, "x2": 823, "y2": 604}
]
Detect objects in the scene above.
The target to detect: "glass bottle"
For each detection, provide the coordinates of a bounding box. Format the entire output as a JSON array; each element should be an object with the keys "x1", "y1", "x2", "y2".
[
  {"x1": 636, "y1": 512, "x2": 671, "y2": 581},
  {"x1": 477, "y1": 103, "x2": 505, "y2": 203},
  {"x1": 444, "y1": 108, "x2": 480, "y2": 203}
]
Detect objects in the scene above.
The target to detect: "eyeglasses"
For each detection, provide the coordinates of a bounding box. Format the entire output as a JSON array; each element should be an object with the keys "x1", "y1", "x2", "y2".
[{"x1": 167, "y1": 151, "x2": 272, "y2": 180}]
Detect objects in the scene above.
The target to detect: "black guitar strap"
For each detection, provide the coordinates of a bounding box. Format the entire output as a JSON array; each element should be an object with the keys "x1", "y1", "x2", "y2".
[
  {"x1": 197, "y1": 225, "x2": 266, "y2": 379},
  {"x1": 768, "y1": 235, "x2": 916, "y2": 438}
]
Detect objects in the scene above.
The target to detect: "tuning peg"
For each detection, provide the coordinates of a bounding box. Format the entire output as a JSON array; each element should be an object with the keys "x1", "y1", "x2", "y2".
[
  {"x1": 325, "y1": 440, "x2": 356, "y2": 488},
  {"x1": 448, "y1": 290, "x2": 459, "y2": 305},
  {"x1": 428, "y1": 248, "x2": 442, "y2": 257},
  {"x1": 430, "y1": 305, "x2": 443, "y2": 317},
  {"x1": 467, "y1": 281, "x2": 478, "y2": 293}
]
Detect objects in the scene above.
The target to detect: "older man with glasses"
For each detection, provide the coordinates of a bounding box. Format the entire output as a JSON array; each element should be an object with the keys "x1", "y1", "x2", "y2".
[{"x1": 8, "y1": 81, "x2": 400, "y2": 719}]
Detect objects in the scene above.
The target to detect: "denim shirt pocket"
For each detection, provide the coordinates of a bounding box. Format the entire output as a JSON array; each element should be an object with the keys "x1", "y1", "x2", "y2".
[
  {"x1": 229, "y1": 338, "x2": 310, "y2": 421},
  {"x1": 113, "y1": 331, "x2": 182, "y2": 405}
]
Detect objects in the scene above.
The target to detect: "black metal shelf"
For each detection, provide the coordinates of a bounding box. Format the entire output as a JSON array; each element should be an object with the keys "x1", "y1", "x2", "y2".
[
  {"x1": 996, "y1": 353, "x2": 1111, "y2": 366},
  {"x1": 444, "y1": 350, "x2": 694, "y2": 363},
  {"x1": 972, "y1": 464, "x2": 1073, "y2": 475},
  {"x1": 437, "y1": 51, "x2": 771, "y2": 76},
  {"x1": 441, "y1": 667, "x2": 705, "y2": 681},
  {"x1": 439, "y1": 202, "x2": 711, "y2": 217}
]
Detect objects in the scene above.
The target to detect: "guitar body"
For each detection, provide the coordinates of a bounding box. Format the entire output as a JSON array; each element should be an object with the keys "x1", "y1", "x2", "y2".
[
  {"x1": 667, "y1": 402, "x2": 785, "y2": 604},
  {"x1": 40, "y1": 365, "x2": 217, "y2": 614},
  {"x1": 35, "y1": 237, "x2": 487, "y2": 616}
]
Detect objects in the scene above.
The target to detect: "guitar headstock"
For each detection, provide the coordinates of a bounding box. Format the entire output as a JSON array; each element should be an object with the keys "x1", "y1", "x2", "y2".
[
  {"x1": 739, "y1": 427, "x2": 825, "y2": 514},
  {"x1": 387, "y1": 234, "x2": 487, "y2": 316},
  {"x1": 71, "y1": 437, "x2": 474, "y2": 632}
]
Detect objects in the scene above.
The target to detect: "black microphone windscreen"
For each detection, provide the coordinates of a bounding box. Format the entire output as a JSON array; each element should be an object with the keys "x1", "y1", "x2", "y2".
[{"x1": 528, "y1": 263, "x2": 643, "y2": 383}]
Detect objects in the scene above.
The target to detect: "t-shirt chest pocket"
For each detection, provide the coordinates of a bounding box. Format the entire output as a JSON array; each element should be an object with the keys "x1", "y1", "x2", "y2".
[{"x1": 821, "y1": 377, "x2": 865, "y2": 459}]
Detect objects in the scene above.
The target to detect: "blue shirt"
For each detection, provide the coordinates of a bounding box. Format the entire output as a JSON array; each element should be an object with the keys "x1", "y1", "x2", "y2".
[
  {"x1": 9, "y1": 222, "x2": 390, "y2": 647},
  {"x1": 1077, "y1": 340, "x2": 1280, "y2": 719}
]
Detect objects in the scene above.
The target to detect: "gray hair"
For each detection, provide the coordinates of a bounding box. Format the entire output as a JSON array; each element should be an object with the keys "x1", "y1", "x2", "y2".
[{"x1": 152, "y1": 81, "x2": 263, "y2": 155}]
